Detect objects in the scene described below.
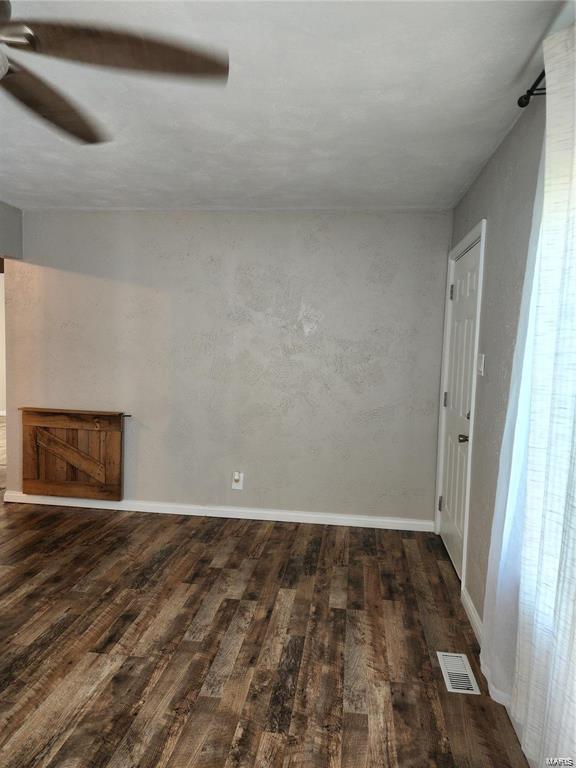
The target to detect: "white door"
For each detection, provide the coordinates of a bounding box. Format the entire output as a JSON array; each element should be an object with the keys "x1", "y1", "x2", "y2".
[{"x1": 437, "y1": 223, "x2": 485, "y2": 579}]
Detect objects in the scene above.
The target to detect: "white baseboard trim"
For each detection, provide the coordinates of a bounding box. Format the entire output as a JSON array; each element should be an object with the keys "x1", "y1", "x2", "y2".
[
  {"x1": 3, "y1": 490, "x2": 435, "y2": 532},
  {"x1": 461, "y1": 586, "x2": 483, "y2": 646}
]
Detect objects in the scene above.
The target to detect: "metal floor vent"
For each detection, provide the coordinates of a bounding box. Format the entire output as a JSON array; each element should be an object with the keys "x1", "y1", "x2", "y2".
[{"x1": 437, "y1": 652, "x2": 481, "y2": 695}]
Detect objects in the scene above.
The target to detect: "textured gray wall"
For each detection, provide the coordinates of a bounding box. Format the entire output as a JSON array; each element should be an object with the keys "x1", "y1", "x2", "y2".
[
  {"x1": 0, "y1": 201, "x2": 22, "y2": 261},
  {"x1": 452, "y1": 99, "x2": 545, "y2": 618},
  {"x1": 7, "y1": 211, "x2": 451, "y2": 520}
]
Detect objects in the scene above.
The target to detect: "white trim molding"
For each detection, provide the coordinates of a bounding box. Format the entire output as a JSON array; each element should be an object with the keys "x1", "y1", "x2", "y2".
[
  {"x1": 461, "y1": 586, "x2": 483, "y2": 646},
  {"x1": 3, "y1": 491, "x2": 435, "y2": 532}
]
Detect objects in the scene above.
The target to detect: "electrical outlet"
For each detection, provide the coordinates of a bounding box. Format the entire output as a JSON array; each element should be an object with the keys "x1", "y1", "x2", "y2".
[{"x1": 231, "y1": 471, "x2": 244, "y2": 490}]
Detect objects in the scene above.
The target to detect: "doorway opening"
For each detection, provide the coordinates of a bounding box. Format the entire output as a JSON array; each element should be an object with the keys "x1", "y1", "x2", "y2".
[
  {"x1": 0, "y1": 258, "x2": 5, "y2": 498},
  {"x1": 436, "y1": 221, "x2": 486, "y2": 587}
]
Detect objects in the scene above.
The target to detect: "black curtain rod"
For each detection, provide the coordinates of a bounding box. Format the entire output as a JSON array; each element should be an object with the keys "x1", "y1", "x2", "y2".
[{"x1": 518, "y1": 70, "x2": 546, "y2": 108}]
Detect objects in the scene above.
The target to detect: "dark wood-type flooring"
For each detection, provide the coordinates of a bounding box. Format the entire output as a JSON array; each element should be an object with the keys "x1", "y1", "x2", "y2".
[{"x1": 0, "y1": 503, "x2": 527, "y2": 767}]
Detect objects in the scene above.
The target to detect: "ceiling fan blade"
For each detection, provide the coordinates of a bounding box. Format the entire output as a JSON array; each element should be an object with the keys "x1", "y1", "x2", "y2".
[
  {"x1": 0, "y1": 58, "x2": 106, "y2": 143},
  {"x1": 0, "y1": 1, "x2": 11, "y2": 23},
  {"x1": 2, "y1": 20, "x2": 229, "y2": 79}
]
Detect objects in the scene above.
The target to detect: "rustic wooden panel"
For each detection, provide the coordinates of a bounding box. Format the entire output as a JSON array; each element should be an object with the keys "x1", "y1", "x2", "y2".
[
  {"x1": 22, "y1": 410, "x2": 122, "y2": 431},
  {"x1": 104, "y1": 431, "x2": 122, "y2": 491},
  {"x1": 66, "y1": 429, "x2": 77, "y2": 482},
  {"x1": 22, "y1": 426, "x2": 38, "y2": 481},
  {"x1": 21, "y1": 408, "x2": 124, "y2": 500},
  {"x1": 48, "y1": 428, "x2": 68, "y2": 482},
  {"x1": 76, "y1": 428, "x2": 90, "y2": 483},
  {"x1": 38, "y1": 445, "x2": 46, "y2": 481},
  {"x1": 36, "y1": 428, "x2": 106, "y2": 483}
]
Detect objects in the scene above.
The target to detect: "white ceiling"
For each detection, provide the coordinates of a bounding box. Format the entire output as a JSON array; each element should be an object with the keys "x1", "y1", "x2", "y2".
[{"x1": 0, "y1": 1, "x2": 561, "y2": 210}]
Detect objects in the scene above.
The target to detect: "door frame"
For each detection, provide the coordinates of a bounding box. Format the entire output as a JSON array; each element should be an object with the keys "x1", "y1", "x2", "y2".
[{"x1": 435, "y1": 219, "x2": 486, "y2": 592}]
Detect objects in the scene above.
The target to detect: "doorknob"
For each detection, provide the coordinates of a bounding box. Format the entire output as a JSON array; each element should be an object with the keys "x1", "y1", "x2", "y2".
[{"x1": 458, "y1": 434, "x2": 469, "y2": 443}]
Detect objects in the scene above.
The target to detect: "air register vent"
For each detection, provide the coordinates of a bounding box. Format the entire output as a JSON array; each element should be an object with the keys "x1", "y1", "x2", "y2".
[{"x1": 437, "y1": 652, "x2": 481, "y2": 695}]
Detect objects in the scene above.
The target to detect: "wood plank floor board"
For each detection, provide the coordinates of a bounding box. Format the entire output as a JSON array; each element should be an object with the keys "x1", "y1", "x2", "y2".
[
  {"x1": 0, "y1": 503, "x2": 527, "y2": 768},
  {"x1": 42, "y1": 654, "x2": 158, "y2": 768},
  {"x1": 265, "y1": 634, "x2": 305, "y2": 734},
  {"x1": 341, "y1": 711, "x2": 369, "y2": 768},
  {"x1": 390, "y1": 682, "x2": 454, "y2": 768}
]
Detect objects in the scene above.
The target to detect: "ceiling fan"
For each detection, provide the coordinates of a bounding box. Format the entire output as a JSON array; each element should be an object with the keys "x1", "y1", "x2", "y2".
[{"x1": 0, "y1": 0, "x2": 228, "y2": 143}]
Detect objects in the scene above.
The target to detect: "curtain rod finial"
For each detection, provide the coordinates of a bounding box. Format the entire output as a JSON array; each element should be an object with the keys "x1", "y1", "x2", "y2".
[{"x1": 518, "y1": 93, "x2": 531, "y2": 108}]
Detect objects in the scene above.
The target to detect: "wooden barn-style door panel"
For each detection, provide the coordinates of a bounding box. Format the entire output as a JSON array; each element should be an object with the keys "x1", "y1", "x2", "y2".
[{"x1": 22, "y1": 408, "x2": 124, "y2": 500}]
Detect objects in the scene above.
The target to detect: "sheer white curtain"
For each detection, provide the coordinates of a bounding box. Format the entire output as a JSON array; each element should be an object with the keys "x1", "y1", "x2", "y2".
[{"x1": 481, "y1": 24, "x2": 576, "y2": 767}]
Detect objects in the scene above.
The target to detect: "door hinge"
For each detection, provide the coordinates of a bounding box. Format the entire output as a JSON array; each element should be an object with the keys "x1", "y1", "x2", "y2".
[
  {"x1": 443, "y1": 391, "x2": 448, "y2": 407},
  {"x1": 449, "y1": 284, "x2": 454, "y2": 300},
  {"x1": 438, "y1": 495, "x2": 443, "y2": 512}
]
